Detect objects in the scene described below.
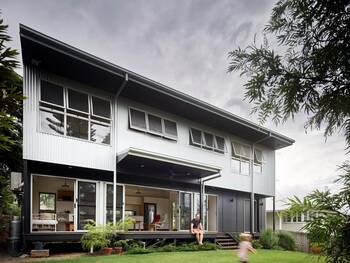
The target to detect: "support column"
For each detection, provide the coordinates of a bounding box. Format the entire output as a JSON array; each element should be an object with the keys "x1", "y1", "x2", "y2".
[
  {"x1": 250, "y1": 145, "x2": 255, "y2": 234},
  {"x1": 272, "y1": 196, "x2": 276, "y2": 232},
  {"x1": 22, "y1": 160, "x2": 30, "y2": 250},
  {"x1": 199, "y1": 179, "x2": 204, "y2": 219}
]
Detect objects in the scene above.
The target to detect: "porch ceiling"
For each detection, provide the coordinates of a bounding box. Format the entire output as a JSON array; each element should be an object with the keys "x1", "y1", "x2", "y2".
[{"x1": 117, "y1": 148, "x2": 221, "y2": 181}]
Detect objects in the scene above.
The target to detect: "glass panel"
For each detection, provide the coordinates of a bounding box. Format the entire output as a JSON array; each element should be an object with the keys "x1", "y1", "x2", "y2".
[
  {"x1": 170, "y1": 192, "x2": 179, "y2": 231},
  {"x1": 67, "y1": 116, "x2": 88, "y2": 140},
  {"x1": 130, "y1": 109, "x2": 147, "y2": 130},
  {"x1": 78, "y1": 182, "x2": 96, "y2": 230},
  {"x1": 40, "y1": 80, "x2": 64, "y2": 106},
  {"x1": 148, "y1": 114, "x2": 163, "y2": 134},
  {"x1": 92, "y1": 97, "x2": 111, "y2": 118},
  {"x1": 68, "y1": 89, "x2": 89, "y2": 113},
  {"x1": 180, "y1": 192, "x2": 192, "y2": 230},
  {"x1": 215, "y1": 136, "x2": 225, "y2": 152},
  {"x1": 106, "y1": 185, "x2": 123, "y2": 223},
  {"x1": 39, "y1": 193, "x2": 56, "y2": 212},
  {"x1": 90, "y1": 122, "x2": 110, "y2": 144},
  {"x1": 40, "y1": 110, "x2": 64, "y2": 135},
  {"x1": 193, "y1": 193, "x2": 208, "y2": 230},
  {"x1": 231, "y1": 159, "x2": 240, "y2": 174},
  {"x1": 193, "y1": 193, "x2": 200, "y2": 216},
  {"x1": 204, "y1": 132, "x2": 214, "y2": 148},
  {"x1": 254, "y1": 149, "x2": 263, "y2": 164},
  {"x1": 164, "y1": 120, "x2": 177, "y2": 137},
  {"x1": 190, "y1": 128, "x2": 202, "y2": 145},
  {"x1": 241, "y1": 161, "x2": 250, "y2": 175},
  {"x1": 241, "y1": 144, "x2": 252, "y2": 159}
]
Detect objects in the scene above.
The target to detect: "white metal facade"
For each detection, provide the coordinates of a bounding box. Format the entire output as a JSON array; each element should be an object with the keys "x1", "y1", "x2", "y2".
[{"x1": 23, "y1": 66, "x2": 276, "y2": 196}]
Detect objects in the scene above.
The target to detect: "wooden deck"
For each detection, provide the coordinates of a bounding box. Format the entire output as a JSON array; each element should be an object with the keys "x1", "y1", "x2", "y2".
[{"x1": 25, "y1": 231, "x2": 218, "y2": 243}]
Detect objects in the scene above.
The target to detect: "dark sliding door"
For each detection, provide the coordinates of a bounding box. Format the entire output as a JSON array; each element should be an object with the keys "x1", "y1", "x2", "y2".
[{"x1": 77, "y1": 181, "x2": 96, "y2": 230}]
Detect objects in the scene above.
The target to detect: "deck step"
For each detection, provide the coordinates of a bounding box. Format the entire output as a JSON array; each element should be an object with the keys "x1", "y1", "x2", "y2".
[{"x1": 215, "y1": 233, "x2": 239, "y2": 250}]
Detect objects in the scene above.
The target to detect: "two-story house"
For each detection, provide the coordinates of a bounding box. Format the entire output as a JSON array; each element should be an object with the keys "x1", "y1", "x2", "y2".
[{"x1": 19, "y1": 24, "x2": 294, "y2": 248}]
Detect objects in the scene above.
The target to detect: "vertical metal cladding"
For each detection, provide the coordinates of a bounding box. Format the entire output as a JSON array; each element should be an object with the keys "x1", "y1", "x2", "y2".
[{"x1": 23, "y1": 65, "x2": 114, "y2": 171}]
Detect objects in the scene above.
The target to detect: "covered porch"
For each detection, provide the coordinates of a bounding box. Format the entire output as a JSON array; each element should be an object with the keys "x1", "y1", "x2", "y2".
[{"x1": 26, "y1": 148, "x2": 221, "y2": 241}]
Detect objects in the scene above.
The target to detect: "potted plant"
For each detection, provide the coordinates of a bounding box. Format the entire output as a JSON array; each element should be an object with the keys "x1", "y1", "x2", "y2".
[
  {"x1": 113, "y1": 240, "x2": 127, "y2": 255},
  {"x1": 81, "y1": 222, "x2": 112, "y2": 254}
]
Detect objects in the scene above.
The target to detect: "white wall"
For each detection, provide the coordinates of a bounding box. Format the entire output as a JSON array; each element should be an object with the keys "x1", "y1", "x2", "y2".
[
  {"x1": 117, "y1": 97, "x2": 276, "y2": 196},
  {"x1": 24, "y1": 67, "x2": 276, "y2": 196},
  {"x1": 23, "y1": 66, "x2": 115, "y2": 171},
  {"x1": 266, "y1": 212, "x2": 306, "y2": 232}
]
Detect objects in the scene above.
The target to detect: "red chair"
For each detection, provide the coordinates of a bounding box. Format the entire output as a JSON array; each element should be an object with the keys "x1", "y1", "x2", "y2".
[{"x1": 150, "y1": 214, "x2": 161, "y2": 231}]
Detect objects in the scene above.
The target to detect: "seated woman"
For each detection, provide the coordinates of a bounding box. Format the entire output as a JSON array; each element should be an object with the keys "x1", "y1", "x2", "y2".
[{"x1": 190, "y1": 213, "x2": 204, "y2": 245}]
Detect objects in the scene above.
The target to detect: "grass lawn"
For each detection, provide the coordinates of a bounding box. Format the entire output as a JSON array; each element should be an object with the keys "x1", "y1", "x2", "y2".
[{"x1": 41, "y1": 249, "x2": 324, "y2": 263}]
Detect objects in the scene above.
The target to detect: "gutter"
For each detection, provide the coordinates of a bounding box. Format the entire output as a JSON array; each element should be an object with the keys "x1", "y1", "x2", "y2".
[
  {"x1": 112, "y1": 73, "x2": 129, "y2": 224},
  {"x1": 250, "y1": 133, "x2": 272, "y2": 234}
]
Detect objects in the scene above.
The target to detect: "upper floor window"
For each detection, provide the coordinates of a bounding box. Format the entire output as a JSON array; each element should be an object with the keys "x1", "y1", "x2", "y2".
[
  {"x1": 128, "y1": 107, "x2": 178, "y2": 140},
  {"x1": 231, "y1": 141, "x2": 264, "y2": 175},
  {"x1": 231, "y1": 141, "x2": 251, "y2": 175},
  {"x1": 189, "y1": 128, "x2": 226, "y2": 154},
  {"x1": 39, "y1": 80, "x2": 111, "y2": 145}
]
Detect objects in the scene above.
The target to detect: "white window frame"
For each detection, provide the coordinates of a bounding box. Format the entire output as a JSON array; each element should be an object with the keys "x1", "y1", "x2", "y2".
[
  {"x1": 189, "y1": 127, "x2": 226, "y2": 154},
  {"x1": 231, "y1": 141, "x2": 252, "y2": 175},
  {"x1": 38, "y1": 79, "x2": 112, "y2": 145},
  {"x1": 128, "y1": 107, "x2": 178, "y2": 141}
]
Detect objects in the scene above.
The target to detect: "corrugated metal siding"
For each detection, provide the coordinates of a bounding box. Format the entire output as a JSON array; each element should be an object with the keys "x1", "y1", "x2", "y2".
[{"x1": 23, "y1": 66, "x2": 114, "y2": 171}]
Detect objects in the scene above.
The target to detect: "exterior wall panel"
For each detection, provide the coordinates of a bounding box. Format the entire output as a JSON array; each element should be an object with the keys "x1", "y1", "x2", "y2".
[
  {"x1": 23, "y1": 66, "x2": 114, "y2": 171},
  {"x1": 117, "y1": 98, "x2": 276, "y2": 196}
]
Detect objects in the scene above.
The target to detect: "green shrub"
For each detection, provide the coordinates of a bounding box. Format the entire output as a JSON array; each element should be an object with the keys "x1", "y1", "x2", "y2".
[
  {"x1": 260, "y1": 229, "x2": 279, "y2": 249},
  {"x1": 252, "y1": 239, "x2": 263, "y2": 249},
  {"x1": 277, "y1": 231, "x2": 296, "y2": 251},
  {"x1": 198, "y1": 242, "x2": 217, "y2": 251},
  {"x1": 126, "y1": 247, "x2": 153, "y2": 254},
  {"x1": 157, "y1": 244, "x2": 176, "y2": 252},
  {"x1": 81, "y1": 222, "x2": 113, "y2": 253}
]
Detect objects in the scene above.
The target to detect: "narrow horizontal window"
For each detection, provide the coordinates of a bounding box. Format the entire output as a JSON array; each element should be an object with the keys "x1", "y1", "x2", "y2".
[
  {"x1": 164, "y1": 119, "x2": 177, "y2": 137},
  {"x1": 68, "y1": 89, "x2": 89, "y2": 113},
  {"x1": 40, "y1": 80, "x2": 64, "y2": 107},
  {"x1": 92, "y1": 96, "x2": 111, "y2": 119},
  {"x1": 128, "y1": 107, "x2": 178, "y2": 140},
  {"x1": 254, "y1": 149, "x2": 263, "y2": 164},
  {"x1": 190, "y1": 128, "x2": 226, "y2": 154},
  {"x1": 215, "y1": 136, "x2": 225, "y2": 152},
  {"x1": 203, "y1": 132, "x2": 214, "y2": 148},
  {"x1": 129, "y1": 108, "x2": 147, "y2": 130},
  {"x1": 148, "y1": 114, "x2": 163, "y2": 134},
  {"x1": 190, "y1": 128, "x2": 202, "y2": 145},
  {"x1": 232, "y1": 141, "x2": 251, "y2": 160}
]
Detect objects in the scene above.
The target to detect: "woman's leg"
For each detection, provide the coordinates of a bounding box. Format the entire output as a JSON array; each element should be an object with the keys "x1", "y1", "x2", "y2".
[{"x1": 199, "y1": 231, "x2": 204, "y2": 244}]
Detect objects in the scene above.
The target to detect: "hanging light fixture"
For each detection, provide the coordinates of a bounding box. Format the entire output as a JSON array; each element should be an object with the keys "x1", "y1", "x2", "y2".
[{"x1": 61, "y1": 178, "x2": 69, "y2": 189}]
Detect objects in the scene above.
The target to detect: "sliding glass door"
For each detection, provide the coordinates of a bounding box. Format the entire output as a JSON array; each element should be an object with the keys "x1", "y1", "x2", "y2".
[
  {"x1": 77, "y1": 181, "x2": 96, "y2": 230},
  {"x1": 106, "y1": 184, "x2": 124, "y2": 223},
  {"x1": 179, "y1": 192, "x2": 192, "y2": 230}
]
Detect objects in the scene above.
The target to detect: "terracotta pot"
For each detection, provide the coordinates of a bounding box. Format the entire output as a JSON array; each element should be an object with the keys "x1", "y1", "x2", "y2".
[
  {"x1": 310, "y1": 245, "x2": 321, "y2": 254},
  {"x1": 113, "y1": 246, "x2": 123, "y2": 255},
  {"x1": 102, "y1": 247, "x2": 113, "y2": 255}
]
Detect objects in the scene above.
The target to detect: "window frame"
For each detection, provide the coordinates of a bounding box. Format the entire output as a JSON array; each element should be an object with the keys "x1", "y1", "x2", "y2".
[
  {"x1": 39, "y1": 192, "x2": 56, "y2": 213},
  {"x1": 189, "y1": 127, "x2": 226, "y2": 154},
  {"x1": 91, "y1": 96, "x2": 112, "y2": 121},
  {"x1": 38, "y1": 79, "x2": 112, "y2": 145},
  {"x1": 128, "y1": 107, "x2": 178, "y2": 141}
]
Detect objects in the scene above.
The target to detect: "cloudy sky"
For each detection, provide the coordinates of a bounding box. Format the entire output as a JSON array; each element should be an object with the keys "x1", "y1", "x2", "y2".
[{"x1": 2, "y1": 0, "x2": 348, "y2": 209}]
